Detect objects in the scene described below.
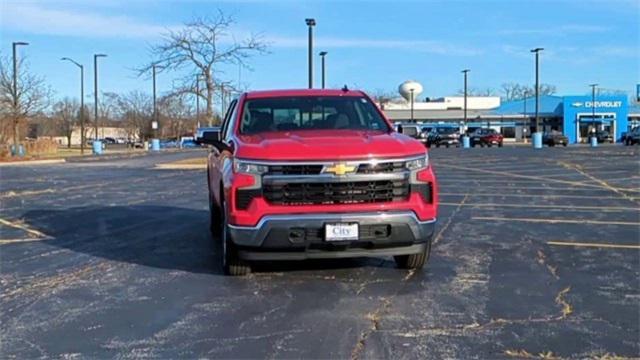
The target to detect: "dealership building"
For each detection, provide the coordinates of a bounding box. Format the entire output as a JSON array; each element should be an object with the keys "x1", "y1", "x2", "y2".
[{"x1": 382, "y1": 94, "x2": 639, "y2": 143}]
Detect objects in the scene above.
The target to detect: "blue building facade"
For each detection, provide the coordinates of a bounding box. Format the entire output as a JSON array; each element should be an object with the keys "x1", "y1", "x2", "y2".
[
  {"x1": 562, "y1": 95, "x2": 628, "y2": 144},
  {"x1": 495, "y1": 95, "x2": 630, "y2": 144}
]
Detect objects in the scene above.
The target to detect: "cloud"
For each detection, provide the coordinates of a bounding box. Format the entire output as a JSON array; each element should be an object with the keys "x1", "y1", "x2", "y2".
[
  {"x1": 1, "y1": 2, "x2": 177, "y2": 39},
  {"x1": 265, "y1": 35, "x2": 483, "y2": 56},
  {"x1": 2, "y1": 2, "x2": 481, "y2": 56},
  {"x1": 498, "y1": 24, "x2": 611, "y2": 36}
]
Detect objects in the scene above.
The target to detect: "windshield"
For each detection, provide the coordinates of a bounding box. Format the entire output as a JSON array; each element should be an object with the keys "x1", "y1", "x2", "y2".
[
  {"x1": 239, "y1": 96, "x2": 390, "y2": 134},
  {"x1": 436, "y1": 127, "x2": 457, "y2": 134}
]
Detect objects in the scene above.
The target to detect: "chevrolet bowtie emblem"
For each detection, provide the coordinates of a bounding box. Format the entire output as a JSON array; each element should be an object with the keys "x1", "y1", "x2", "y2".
[{"x1": 324, "y1": 163, "x2": 356, "y2": 176}]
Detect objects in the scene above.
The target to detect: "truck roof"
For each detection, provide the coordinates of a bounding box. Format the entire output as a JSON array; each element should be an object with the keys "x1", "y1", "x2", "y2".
[{"x1": 244, "y1": 88, "x2": 366, "y2": 99}]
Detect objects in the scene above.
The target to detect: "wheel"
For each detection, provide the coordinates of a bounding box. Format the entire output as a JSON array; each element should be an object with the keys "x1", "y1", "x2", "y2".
[
  {"x1": 488, "y1": 143, "x2": 493, "y2": 147},
  {"x1": 436, "y1": 143, "x2": 440, "y2": 148},
  {"x1": 562, "y1": 142, "x2": 567, "y2": 147},
  {"x1": 471, "y1": 142, "x2": 476, "y2": 148},
  {"x1": 445, "y1": 143, "x2": 450, "y2": 148},
  {"x1": 498, "y1": 142, "x2": 503, "y2": 148},
  {"x1": 549, "y1": 142, "x2": 555, "y2": 147},
  {"x1": 221, "y1": 200, "x2": 251, "y2": 276},
  {"x1": 394, "y1": 240, "x2": 431, "y2": 270}
]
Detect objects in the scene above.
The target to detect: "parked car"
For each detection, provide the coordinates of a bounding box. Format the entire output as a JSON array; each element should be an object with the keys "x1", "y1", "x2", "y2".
[
  {"x1": 103, "y1": 137, "x2": 117, "y2": 144},
  {"x1": 204, "y1": 89, "x2": 438, "y2": 275},
  {"x1": 427, "y1": 127, "x2": 460, "y2": 148},
  {"x1": 624, "y1": 127, "x2": 640, "y2": 145},
  {"x1": 397, "y1": 123, "x2": 428, "y2": 146},
  {"x1": 542, "y1": 131, "x2": 569, "y2": 147},
  {"x1": 595, "y1": 130, "x2": 614, "y2": 144},
  {"x1": 195, "y1": 127, "x2": 220, "y2": 144},
  {"x1": 469, "y1": 128, "x2": 504, "y2": 147}
]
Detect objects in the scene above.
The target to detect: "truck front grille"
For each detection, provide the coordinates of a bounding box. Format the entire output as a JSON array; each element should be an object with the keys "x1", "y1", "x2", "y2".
[
  {"x1": 263, "y1": 180, "x2": 409, "y2": 205},
  {"x1": 267, "y1": 165, "x2": 323, "y2": 175}
]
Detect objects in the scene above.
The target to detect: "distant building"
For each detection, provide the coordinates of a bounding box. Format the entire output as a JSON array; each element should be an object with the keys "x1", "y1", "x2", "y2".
[{"x1": 382, "y1": 94, "x2": 637, "y2": 143}]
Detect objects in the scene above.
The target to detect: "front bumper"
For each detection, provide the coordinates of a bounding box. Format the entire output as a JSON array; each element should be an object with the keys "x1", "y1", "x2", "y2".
[{"x1": 227, "y1": 211, "x2": 436, "y2": 261}]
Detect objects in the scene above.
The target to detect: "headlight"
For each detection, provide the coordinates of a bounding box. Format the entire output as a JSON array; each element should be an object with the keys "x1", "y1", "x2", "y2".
[
  {"x1": 233, "y1": 160, "x2": 268, "y2": 174},
  {"x1": 405, "y1": 153, "x2": 429, "y2": 170}
]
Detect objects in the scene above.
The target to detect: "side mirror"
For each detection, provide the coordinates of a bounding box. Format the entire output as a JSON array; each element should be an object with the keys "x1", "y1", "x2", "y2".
[{"x1": 200, "y1": 130, "x2": 232, "y2": 152}]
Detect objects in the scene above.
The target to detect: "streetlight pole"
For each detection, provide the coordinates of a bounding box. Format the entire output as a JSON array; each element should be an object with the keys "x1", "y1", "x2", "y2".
[
  {"x1": 61, "y1": 57, "x2": 85, "y2": 154},
  {"x1": 93, "y1": 54, "x2": 107, "y2": 143},
  {"x1": 410, "y1": 88, "x2": 415, "y2": 122},
  {"x1": 319, "y1": 51, "x2": 328, "y2": 89},
  {"x1": 590, "y1": 83, "x2": 598, "y2": 141},
  {"x1": 462, "y1": 69, "x2": 469, "y2": 128},
  {"x1": 530, "y1": 48, "x2": 543, "y2": 134},
  {"x1": 305, "y1": 18, "x2": 316, "y2": 89},
  {"x1": 12, "y1": 42, "x2": 28, "y2": 151}
]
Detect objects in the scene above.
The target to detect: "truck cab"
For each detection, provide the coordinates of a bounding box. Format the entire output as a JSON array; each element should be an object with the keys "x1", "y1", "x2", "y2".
[{"x1": 204, "y1": 89, "x2": 438, "y2": 275}]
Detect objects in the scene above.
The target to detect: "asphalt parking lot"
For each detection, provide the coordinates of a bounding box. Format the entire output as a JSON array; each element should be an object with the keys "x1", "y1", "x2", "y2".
[{"x1": 1, "y1": 146, "x2": 639, "y2": 359}]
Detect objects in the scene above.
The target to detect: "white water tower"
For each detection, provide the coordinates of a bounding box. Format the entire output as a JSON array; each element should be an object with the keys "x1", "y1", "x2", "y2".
[{"x1": 399, "y1": 80, "x2": 423, "y2": 103}]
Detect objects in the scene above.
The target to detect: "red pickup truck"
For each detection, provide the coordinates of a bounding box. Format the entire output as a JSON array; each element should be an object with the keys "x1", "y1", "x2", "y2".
[{"x1": 204, "y1": 89, "x2": 438, "y2": 275}]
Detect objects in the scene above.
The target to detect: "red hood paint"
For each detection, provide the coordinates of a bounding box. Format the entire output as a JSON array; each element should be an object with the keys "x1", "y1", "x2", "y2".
[{"x1": 235, "y1": 130, "x2": 427, "y2": 161}]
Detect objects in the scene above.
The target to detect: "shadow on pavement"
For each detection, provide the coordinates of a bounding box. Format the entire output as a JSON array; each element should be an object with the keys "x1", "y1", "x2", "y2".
[
  {"x1": 23, "y1": 206, "x2": 220, "y2": 275},
  {"x1": 22, "y1": 205, "x2": 386, "y2": 275}
]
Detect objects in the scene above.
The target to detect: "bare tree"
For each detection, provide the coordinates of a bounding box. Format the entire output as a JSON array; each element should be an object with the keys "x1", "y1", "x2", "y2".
[
  {"x1": 115, "y1": 91, "x2": 153, "y2": 140},
  {"x1": 53, "y1": 98, "x2": 79, "y2": 147},
  {"x1": 501, "y1": 82, "x2": 556, "y2": 101},
  {"x1": 0, "y1": 55, "x2": 51, "y2": 145},
  {"x1": 138, "y1": 11, "x2": 268, "y2": 125},
  {"x1": 456, "y1": 87, "x2": 499, "y2": 97},
  {"x1": 158, "y1": 93, "x2": 195, "y2": 140}
]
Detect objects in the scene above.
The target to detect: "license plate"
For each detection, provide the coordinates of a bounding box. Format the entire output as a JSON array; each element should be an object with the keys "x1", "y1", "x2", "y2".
[{"x1": 325, "y1": 223, "x2": 359, "y2": 241}]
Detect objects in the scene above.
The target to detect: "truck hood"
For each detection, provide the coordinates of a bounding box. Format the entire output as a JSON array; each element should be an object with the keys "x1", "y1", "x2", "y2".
[{"x1": 235, "y1": 130, "x2": 426, "y2": 161}]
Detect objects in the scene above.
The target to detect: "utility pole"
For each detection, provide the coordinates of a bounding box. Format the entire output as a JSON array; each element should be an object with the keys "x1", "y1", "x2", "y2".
[
  {"x1": 93, "y1": 54, "x2": 107, "y2": 142},
  {"x1": 530, "y1": 48, "x2": 544, "y2": 133},
  {"x1": 61, "y1": 57, "x2": 85, "y2": 154},
  {"x1": 305, "y1": 18, "x2": 316, "y2": 89},
  {"x1": 12, "y1": 42, "x2": 28, "y2": 150},
  {"x1": 319, "y1": 51, "x2": 328, "y2": 89}
]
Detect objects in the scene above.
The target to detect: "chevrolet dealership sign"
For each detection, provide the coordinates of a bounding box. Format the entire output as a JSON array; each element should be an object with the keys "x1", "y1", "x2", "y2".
[{"x1": 571, "y1": 100, "x2": 623, "y2": 108}]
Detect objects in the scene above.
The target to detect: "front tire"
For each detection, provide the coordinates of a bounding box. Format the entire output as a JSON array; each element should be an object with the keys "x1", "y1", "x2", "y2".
[
  {"x1": 221, "y1": 201, "x2": 251, "y2": 276},
  {"x1": 394, "y1": 240, "x2": 431, "y2": 270}
]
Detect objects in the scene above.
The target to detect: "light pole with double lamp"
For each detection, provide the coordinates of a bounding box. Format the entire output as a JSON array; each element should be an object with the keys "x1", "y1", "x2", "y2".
[
  {"x1": 589, "y1": 83, "x2": 598, "y2": 145},
  {"x1": 305, "y1": 18, "x2": 316, "y2": 89},
  {"x1": 319, "y1": 51, "x2": 328, "y2": 89},
  {"x1": 93, "y1": 53, "x2": 107, "y2": 153},
  {"x1": 530, "y1": 47, "x2": 544, "y2": 148},
  {"x1": 12, "y1": 42, "x2": 28, "y2": 154},
  {"x1": 61, "y1": 57, "x2": 85, "y2": 154}
]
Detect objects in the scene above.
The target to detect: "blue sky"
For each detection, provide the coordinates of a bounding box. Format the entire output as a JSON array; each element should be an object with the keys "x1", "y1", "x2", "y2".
[{"x1": 1, "y1": 0, "x2": 638, "y2": 103}]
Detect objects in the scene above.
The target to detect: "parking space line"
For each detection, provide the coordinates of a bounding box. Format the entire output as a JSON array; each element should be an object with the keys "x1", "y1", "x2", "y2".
[
  {"x1": 472, "y1": 216, "x2": 640, "y2": 226},
  {"x1": 547, "y1": 241, "x2": 640, "y2": 250},
  {"x1": 440, "y1": 202, "x2": 640, "y2": 212},
  {"x1": 558, "y1": 161, "x2": 640, "y2": 202},
  {"x1": 0, "y1": 238, "x2": 48, "y2": 245},
  {"x1": 0, "y1": 218, "x2": 50, "y2": 238},
  {"x1": 440, "y1": 192, "x2": 626, "y2": 200},
  {"x1": 436, "y1": 164, "x2": 601, "y2": 188}
]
